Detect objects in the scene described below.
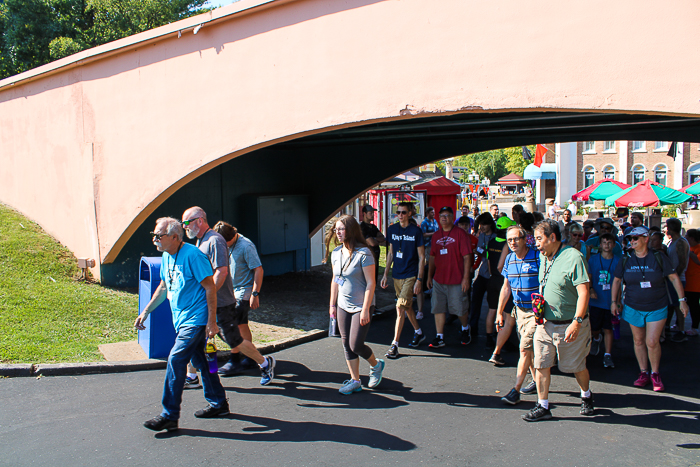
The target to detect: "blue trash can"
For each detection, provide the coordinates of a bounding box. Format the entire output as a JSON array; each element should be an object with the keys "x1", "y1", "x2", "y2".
[{"x1": 138, "y1": 257, "x2": 176, "y2": 359}]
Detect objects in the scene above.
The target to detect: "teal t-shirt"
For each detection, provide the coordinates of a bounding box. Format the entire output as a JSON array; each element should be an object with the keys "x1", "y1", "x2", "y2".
[
  {"x1": 160, "y1": 243, "x2": 214, "y2": 331},
  {"x1": 539, "y1": 245, "x2": 590, "y2": 321}
]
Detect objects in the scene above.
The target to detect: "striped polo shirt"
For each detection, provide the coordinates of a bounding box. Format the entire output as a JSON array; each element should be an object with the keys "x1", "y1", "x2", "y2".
[{"x1": 502, "y1": 247, "x2": 540, "y2": 309}]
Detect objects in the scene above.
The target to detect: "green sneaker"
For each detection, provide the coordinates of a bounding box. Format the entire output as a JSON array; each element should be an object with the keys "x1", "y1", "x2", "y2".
[
  {"x1": 339, "y1": 379, "x2": 362, "y2": 395},
  {"x1": 368, "y1": 359, "x2": 385, "y2": 388}
]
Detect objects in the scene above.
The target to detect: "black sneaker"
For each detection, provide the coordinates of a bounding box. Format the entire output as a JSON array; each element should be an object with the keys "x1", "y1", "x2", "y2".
[
  {"x1": 194, "y1": 400, "x2": 230, "y2": 418},
  {"x1": 144, "y1": 415, "x2": 178, "y2": 432},
  {"x1": 580, "y1": 395, "x2": 594, "y2": 416},
  {"x1": 522, "y1": 404, "x2": 552, "y2": 422},
  {"x1": 408, "y1": 332, "x2": 425, "y2": 348},
  {"x1": 520, "y1": 380, "x2": 537, "y2": 395},
  {"x1": 218, "y1": 360, "x2": 244, "y2": 376},
  {"x1": 501, "y1": 388, "x2": 521, "y2": 405},
  {"x1": 485, "y1": 333, "x2": 496, "y2": 349},
  {"x1": 429, "y1": 337, "x2": 445, "y2": 348},
  {"x1": 461, "y1": 328, "x2": 472, "y2": 346},
  {"x1": 183, "y1": 375, "x2": 201, "y2": 390},
  {"x1": 385, "y1": 344, "x2": 399, "y2": 359},
  {"x1": 589, "y1": 335, "x2": 602, "y2": 356},
  {"x1": 670, "y1": 332, "x2": 688, "y2": 343},
  {"x1": 489, "y1": 353, "x2": 505, "y2": 366}
]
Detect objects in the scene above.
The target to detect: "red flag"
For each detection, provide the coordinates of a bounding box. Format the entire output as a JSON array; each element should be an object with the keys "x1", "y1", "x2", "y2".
[{"x1": 534, "y1": 144, "x2": 547, "y2": 168}]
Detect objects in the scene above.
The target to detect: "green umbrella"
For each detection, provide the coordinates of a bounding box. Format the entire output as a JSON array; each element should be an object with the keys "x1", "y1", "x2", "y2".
[
  {"x1": 571, "y1": 179, "x2": 631, "y2": 201},
  {"x1": 605, "y1": 180, "x2": 691, "y2": 207}
]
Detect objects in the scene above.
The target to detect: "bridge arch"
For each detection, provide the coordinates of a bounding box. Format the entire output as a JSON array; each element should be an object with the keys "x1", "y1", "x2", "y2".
[{"x1": 1, "y1": 0, "x2": 700, "y2": 284}]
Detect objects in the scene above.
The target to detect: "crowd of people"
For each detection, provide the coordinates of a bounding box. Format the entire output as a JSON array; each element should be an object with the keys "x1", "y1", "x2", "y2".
[{"x1": 135, "y1": 201, "x2": 693, "y2": 432}]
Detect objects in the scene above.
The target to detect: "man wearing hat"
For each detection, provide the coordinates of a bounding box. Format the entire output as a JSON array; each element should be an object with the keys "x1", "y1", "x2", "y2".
[
  {"x1": 360, "y1": 204, "x2": 385, "y2": 315},
  {"x1": 426, "y1": 206, "x2": 473, "y2": 347},
  {"x1": 586, "y1": 218, "x2": 623, "y2": 258}
]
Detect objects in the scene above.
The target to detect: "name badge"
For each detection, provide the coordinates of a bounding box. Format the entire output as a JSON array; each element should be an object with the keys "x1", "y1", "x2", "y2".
[
  {"x1": 333, "y1": 276, "x2": 346, "y2": 286},
  {"x1": 440, "y1": 248, "x2": 448, "y2": 255},
  {"x1": 602, "y1": 284, "x2": 611, "y2": 290},
  {"x1": 591, "y1": 247, "x2": 599, "y2": 254},
  {"x1": 396, "y1": 251, "x2": 403, "y2": 259},
  {"x1": 641, "y1": 281, "x2": 652, "y2": 289},
  {"x1": 476, "y1": 247, "x2": 484, "y2": 254}
]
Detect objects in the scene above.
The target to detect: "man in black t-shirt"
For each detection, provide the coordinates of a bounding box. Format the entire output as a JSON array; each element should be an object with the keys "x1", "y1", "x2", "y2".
[{"x1": 360, "y1": 205, "x2": 386, "y2": 309}]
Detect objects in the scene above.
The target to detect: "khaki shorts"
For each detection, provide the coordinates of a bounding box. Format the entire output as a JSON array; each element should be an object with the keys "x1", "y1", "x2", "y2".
[
  {"x1": 393, "y1": 276, "x2": 417, "y2": 308},
  {"x1": 431, "y1": 280, "x2": 470, "y2": 317},
  {"x1": 513, "y1": 306, "x2": 536, "y2": 351},
  {"x1": 534, "y1": 318, "x2": 591, "y2": 373}
]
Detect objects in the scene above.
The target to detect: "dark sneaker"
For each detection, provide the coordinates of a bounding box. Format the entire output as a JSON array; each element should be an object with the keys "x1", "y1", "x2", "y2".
[
  {"x1": 385, "y1": 344, "x2": 399, "y2": 359},
  {"x1": 485, "y1": 333, "x2": 496, "y2": 349},
  {"x1": 520, "y1": 380, "x2": 537, "y2": 395},
  {"x1": 260, "y1": 356, "x2": 276, "y2": 386},
  {"x1": 240, "y1": 356, "x2": 257, "y2": 369},
  {"x1": 589, "y1": 335, "x2": 602, "y2": 356},
  {"x1": 522, "y1": 404, "x2": 552, "y2": 422},
  {"x1": 144, "y1": 415, "x2": 178, "y2": 432},
  {"x1": 194, "y1": 400, "x2": 230, "y2": 418},
  {"x1": 501, "y1": 388, "x2": 521, "y2": 405},
  {"x1": 461, "y1": 328, "x2": 472, "y2": 346},
  {"x1": 670, "y1": 332, "x2": 688, "y2": 343},
  {"x1": 409, "y1": 332, "x2": 425, "y2": 348},
  {"x1": 580, "y1": 395, "x2": 594, "y2": 416},
  {"x1": 218, "y1": 360, "x2": 244, "y2": 377},
  {"x1": 183, "y1": 375, "x2": 201, "y2": 390},
  {"x1": 429, "y1": 337, "x2": 446, "y2": 348},
  {"x1": 603, "y1": 354, "x2": 614, "y2": 368},
  {"x1": 489, "y1": 353, "x2": 505, "y2": 366}
]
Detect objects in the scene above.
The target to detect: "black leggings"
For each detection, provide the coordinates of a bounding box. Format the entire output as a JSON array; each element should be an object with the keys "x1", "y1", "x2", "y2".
[
  {"x1": 338, "y1": 307, "x2": 373, "y2": 361},
  {"x1": 687, "y1": 291, "x2": 700, "y2": 329}
]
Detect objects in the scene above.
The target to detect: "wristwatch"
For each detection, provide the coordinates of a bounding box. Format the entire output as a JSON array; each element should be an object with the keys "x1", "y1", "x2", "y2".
[
  {"x1": 679, "y1": 297, "x2": 687, "y2": 302},
  {"x1": 252, "y1": 291, "x2": 260, "y2": 297},
  {"x1": 574, "y1": 316, "x2": 584, "y2": 324}
]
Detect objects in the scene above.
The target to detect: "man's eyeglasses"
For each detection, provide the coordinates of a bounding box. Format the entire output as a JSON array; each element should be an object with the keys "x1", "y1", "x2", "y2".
[
  {"x1": 397, "y1": 211, "x2": 408, "y2": 215},
  {"x1": 150, "y1": 232, "x2": 166, "y2": 240},
  {"x1": 181, "y1": 217, "x2": 201, "y2": 226},
  {"x1": 507, "y1": 236, "x2": 524, "y2": 243}
]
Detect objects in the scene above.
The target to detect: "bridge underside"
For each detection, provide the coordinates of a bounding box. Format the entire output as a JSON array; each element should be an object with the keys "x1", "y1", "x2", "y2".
[{"x1": 103, "y1": 110, "x2": 700, "y2": 286}]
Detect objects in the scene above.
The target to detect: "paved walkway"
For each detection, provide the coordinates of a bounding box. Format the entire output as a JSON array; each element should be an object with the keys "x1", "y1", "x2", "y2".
[{"x1": 2, "y1": 304, "x2": 699, "y2": 466}]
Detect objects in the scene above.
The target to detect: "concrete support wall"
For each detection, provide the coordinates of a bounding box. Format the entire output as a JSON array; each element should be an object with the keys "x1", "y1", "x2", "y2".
[
  {"x1": 556, "y1": 143, "x2": 578, "y2": 205},
  {"x1": 618, "y1": 141, "x2": 629, "y2": 184}
]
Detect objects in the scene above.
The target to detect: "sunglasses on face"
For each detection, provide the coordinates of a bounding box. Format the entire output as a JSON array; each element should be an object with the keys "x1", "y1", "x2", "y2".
[
  {"x1": 570, "y1": 233, "x2": 582, "y2": 237},
  {"x1": 181, "y1": 217, "x2": 201, "y2": 226},
  {"x1": 150, "y1": 232, "x2": 167, "y2": 240},
  {"x1": 397, "y1": 211, "x2": 408, "y2": 215},
  {"x1": 630, "y1": 236, "x2": 646, "y2": 241}
]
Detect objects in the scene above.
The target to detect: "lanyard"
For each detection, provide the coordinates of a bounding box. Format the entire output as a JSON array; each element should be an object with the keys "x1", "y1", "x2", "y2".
[
  {"x1": 540, "y1": 244, "x2": 563, "y2": 294},
  {"x1": 168, "y1": 242, "x2": 184, "y2": 289},
  {"x1": 339, "y1": 249, "x2": 354, "y2": 277},
  {"x1": 438, "y1": 226, "x2": 455, "y2": 246},
  {"x1": 598, "y1": 254, "x2": 614, "y2": 282},
  {"x1": 633, "y1": 253, "x2": 649, "y2": 281}
]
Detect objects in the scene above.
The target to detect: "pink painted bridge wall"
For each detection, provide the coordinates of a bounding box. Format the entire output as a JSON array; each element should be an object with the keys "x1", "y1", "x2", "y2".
[{"x1": 1, "y1": 0, "x2": 699, "y2": 280}]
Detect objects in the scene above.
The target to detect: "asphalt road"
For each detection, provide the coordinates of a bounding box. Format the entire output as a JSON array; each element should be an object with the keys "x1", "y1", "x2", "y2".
[{"x1": 2, "y1": 303, "x2": 700, "y2": 467}]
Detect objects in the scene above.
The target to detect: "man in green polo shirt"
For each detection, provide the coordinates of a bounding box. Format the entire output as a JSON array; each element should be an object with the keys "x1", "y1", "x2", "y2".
[{"x1": 522, "y1": 219, "x2": 594, "y2": 422}]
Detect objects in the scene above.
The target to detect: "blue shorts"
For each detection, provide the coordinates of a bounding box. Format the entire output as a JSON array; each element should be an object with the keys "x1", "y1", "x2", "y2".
[{"x1": 622, "y1": 304, "x2": 668, "y2": 328}]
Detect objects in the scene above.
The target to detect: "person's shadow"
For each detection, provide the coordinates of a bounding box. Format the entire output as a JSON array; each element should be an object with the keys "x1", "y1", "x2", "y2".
[{"x1": 155, "y1": 413, "x2": 416, "y2": 451}]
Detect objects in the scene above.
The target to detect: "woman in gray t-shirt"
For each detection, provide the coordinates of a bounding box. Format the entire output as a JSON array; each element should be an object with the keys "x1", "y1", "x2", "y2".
[{"x1": 325, "y1": 214, "x2": 385, "y2": 395}]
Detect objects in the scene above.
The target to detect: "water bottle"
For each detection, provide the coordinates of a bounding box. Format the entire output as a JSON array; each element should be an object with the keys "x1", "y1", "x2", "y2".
[
  {"x1": 205, "y1": 338, "x2": 218, "y2": 373},
  {"x1": 329, "y1": 317, "x2": 338, "y2": 337},
  {"x1": 611, "y1": 315, "x2": 620, "y2": 340}
]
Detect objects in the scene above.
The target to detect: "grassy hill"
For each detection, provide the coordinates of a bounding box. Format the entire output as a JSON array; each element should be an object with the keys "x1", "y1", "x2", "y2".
[{"x1": 0, "y1": 204, "x2": 138, "y2": 363}]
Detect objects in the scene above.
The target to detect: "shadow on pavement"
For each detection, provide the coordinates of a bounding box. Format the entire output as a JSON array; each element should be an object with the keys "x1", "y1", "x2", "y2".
[{"x1": 154, "y1": 414, "x2": 416, "y2": 451}]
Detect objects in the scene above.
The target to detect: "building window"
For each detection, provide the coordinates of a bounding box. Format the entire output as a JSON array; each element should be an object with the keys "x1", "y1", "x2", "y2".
[
  {"x1": 602, "y1": 164, "x2": 615, "y2": 180},
  {"x1": 632, "y1": 141, "x2": 646, "y2": 152},
  {"x1": 654, "y1": 164, "x2": 667, "y2": 186},
  {"x1": 603, "y1": 141, "x2": 616, "y2": 152},
  {"x1": 583, "y1": 141, "x2": 595, "y2": 153},
  {"x1": 689, "y1": 163, "x2": 700, "y2": 184},
  {"x1": 631, "y1": 164, "x2": 645, "y2": 185},
  {"x1": 583, "y1": 165, "x2": 595, "y2": 188},
  {"x1": 654, "y1": 141, "x2": 669, "y2": 151}
]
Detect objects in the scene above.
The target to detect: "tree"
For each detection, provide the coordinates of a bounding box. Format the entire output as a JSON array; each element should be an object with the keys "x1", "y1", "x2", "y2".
[{"x1": 437, "y1": 146, "x2": 535, "y2": 184}]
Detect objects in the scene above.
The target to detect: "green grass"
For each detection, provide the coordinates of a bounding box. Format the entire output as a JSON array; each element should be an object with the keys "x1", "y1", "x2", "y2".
[{"x1": 0, "y1": 204, "x2": 138, "y2": 363}]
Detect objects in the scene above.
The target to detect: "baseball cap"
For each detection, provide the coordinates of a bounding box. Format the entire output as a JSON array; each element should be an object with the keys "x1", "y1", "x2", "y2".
[
  {"x1": 625, "y1": 226, "x2": 649, "y2": 238},
  {"x1": 495, "y1": 217, "x2": 516, "y2": 242},
  {"x1": 439, "y1": 206, "x2": 454, "y2": 215},
  {"x1": 362, "y1": 205, "x2": 377, "y2": 213}
]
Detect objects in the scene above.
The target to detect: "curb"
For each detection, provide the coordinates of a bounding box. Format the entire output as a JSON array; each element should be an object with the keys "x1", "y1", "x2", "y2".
[{"x1": 1, "y1": 329, "x2": 328, "y2": 378}]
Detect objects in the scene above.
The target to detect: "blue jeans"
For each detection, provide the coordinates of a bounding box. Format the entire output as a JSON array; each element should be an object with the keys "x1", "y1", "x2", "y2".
[{"x1": 161, "y1": 325, "x2": 227, "y2": 421}]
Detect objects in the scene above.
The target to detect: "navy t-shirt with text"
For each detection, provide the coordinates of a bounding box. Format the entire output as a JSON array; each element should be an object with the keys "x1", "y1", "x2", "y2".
[{"x1": 387, "y1": 222, "x2": 425, "y2": 279}]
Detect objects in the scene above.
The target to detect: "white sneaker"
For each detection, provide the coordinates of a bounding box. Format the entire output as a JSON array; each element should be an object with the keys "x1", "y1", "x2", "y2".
[
  {"x1": 368, "y1": 359, "x2": 385, "y2": 388},
  {"x1": 416, "y1": 311, "x2": 424, "y2": 320}
]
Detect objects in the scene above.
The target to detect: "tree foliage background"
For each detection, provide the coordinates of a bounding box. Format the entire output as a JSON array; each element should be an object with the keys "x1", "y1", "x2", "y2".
[
  {"x1": 437, "y1": 146, "x2": 534, "y2": 184},
  {"x1": 0, "y1": 0, "x2": 210, "y2": 79}
]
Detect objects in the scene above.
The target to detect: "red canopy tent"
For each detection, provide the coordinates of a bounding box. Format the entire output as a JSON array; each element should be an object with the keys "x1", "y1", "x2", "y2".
[
  {"x1": 413, "y1": 176, "x2": 461, "y2": 215},
  {"x1": 496, "y1": 173, "x2": 528, "y2": 185}
]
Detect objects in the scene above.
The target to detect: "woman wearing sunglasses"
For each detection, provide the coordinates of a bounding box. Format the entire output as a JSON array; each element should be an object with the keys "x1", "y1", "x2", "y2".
[
  {"x1": 611, "y1": 226, "x2": 688, "y2": 392},
  {"x1": 324, "y1": 215, "x2": 384, "y2": 395}
]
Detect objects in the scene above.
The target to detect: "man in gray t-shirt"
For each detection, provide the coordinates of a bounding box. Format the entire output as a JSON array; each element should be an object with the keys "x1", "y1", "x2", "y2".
[{"x1": 182, "y1": 207, "x2": 276, "y2": 387}]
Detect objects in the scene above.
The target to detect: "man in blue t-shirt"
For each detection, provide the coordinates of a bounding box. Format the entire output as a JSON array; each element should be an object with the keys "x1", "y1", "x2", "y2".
[
  {"x1": 381, "y1": 201, "x2": 426, "y2": 358},
  {"x1": 586, "y1": 218, "x2": 623, "y2": 258},
  {"x1": 587, "y1": 233, "x2": 621, "y2": 369},
  {"x1": 495, "y1": 225, "x2": 540, "y2": 405},
  {"x1": 135, "y1": 217, "x2": 228, "y2": 432}
]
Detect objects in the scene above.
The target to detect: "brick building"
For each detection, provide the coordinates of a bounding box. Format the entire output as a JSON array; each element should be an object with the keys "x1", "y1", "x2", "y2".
[{"x1": 577, "y1": 141, "x2": 700, "y2": 191}]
